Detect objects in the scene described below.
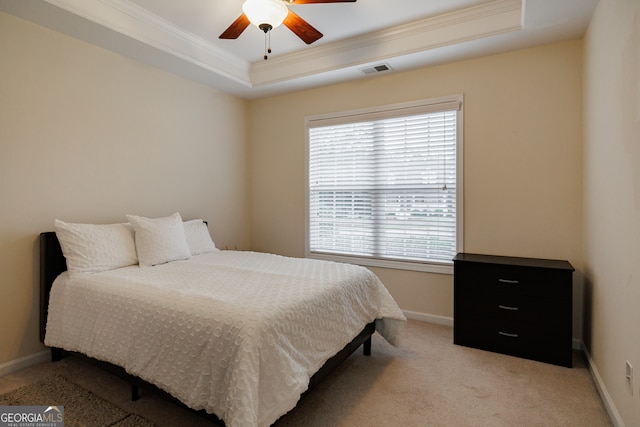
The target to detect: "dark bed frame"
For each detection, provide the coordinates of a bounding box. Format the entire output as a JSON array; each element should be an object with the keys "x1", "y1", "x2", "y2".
[{"x1": 39, "y1": 231, "x2": 375, "y2": 425}]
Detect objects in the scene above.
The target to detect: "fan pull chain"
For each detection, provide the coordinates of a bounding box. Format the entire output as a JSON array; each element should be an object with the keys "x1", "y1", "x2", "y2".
[
  {"x1": 258, "y1": 23, "x2": 274, "y2": 60},
  {"x1": 263, "y1": 31, "x2": 273, "y2": 60}
]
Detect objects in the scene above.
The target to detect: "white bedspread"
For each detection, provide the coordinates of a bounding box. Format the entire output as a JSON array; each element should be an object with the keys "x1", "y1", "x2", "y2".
[{"x1": 45, "y1": 251, "x2": 406, "y2": 427}]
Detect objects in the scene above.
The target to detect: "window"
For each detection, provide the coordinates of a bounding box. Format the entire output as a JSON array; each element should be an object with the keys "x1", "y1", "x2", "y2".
[{"x1": 305, "y1": 95, "x2": 463, "y2": 274}]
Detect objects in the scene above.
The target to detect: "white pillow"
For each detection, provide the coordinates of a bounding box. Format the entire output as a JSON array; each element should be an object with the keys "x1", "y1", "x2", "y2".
[
  {"x1": 183, "y1": 219, "x2": 218, "y2": 255},
  {"x1": 54, "y1": 219, "x2": 138, "y2": 275},
  {"x1": 126, "y1": 212, "x2": 191, "y2": 266}
]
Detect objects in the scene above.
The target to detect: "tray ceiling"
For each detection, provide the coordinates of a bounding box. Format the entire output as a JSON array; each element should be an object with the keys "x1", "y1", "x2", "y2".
[{"x1": 0, "y1": 0, "x2": 598, "y2": 98}]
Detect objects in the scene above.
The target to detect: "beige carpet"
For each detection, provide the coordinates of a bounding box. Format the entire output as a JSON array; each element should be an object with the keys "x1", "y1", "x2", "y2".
[{"x1": 0, "y1": 320, "x2": 612, "y2": 427}]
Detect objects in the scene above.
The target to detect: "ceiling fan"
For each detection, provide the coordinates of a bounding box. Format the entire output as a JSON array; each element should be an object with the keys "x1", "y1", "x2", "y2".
[{"x1": 220, "y1": 0, "x2": 357, "y2": 59}]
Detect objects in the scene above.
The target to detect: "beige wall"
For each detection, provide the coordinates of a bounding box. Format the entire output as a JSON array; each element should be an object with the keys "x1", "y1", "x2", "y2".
[
  {"x1": 0, "y1": 12, "x2": 250, "y2": 366},
  {"x1": 249, "y1": 41, "x2": 584, "y2": 329},
  {"x1": 0, "y1": 4, "x2": 588, "y2": 398},
  {"x1": 583, "y1": 0, "x2": 640, "y2": 425}
]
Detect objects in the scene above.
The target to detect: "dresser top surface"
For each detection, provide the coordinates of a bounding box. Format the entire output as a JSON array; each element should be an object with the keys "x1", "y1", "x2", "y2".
[{"x1": 453, "y1": 253, "x2": 574, "y2": 271}]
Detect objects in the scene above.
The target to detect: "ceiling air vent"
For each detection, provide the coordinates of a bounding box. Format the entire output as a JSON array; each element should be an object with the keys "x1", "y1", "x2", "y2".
[{"x1": 360, "y1": 63, "x2": 393, "y2": 75}]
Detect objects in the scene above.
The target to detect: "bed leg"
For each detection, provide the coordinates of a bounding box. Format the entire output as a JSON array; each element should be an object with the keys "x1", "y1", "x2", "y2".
[
  {"x1": 131, "y1": 384, "x2": 139, "y2": 401},
  {"x1": 363, "y1": 336, "x2": 372, "y2": 356},
  {"x1": 51, "y1": 348, "x2": 63, "y2": 362}
]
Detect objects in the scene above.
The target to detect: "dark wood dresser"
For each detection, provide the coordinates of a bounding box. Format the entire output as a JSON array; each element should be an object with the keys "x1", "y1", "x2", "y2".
[{"x1": 453, "y1": 253, "x2": 574, "y2": 367}]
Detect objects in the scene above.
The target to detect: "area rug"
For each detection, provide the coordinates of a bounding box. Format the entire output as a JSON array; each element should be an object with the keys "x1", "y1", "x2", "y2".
[{"x1": 0, "y1": 374, "x2": 155, "y2": 427}]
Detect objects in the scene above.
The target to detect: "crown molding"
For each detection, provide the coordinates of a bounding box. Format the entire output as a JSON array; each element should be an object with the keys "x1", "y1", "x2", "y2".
[
  {"x1": 42, "y1": 0, "x2": 252, "y2": 86},
  {"x1": 38, "y1": 0, "x2": 522, "y2": 90},
  {"x1": 250, "y1": 0, "x2": 523, "y2": 86}
]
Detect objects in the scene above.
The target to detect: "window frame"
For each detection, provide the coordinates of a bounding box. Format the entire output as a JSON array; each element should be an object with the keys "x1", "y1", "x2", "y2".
[{"x1": 304, "y1": 95, "x2": 464, "y2": 274}]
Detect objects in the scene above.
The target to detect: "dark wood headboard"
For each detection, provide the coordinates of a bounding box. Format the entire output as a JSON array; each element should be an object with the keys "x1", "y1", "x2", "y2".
[{"x1": 39, "y1": 232, "x2": 67, "y2": 343}]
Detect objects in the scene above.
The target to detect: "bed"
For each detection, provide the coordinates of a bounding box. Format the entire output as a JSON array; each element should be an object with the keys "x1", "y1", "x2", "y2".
[{"x1": 39, "y1": 214, "x2": 406, "y2": 427}]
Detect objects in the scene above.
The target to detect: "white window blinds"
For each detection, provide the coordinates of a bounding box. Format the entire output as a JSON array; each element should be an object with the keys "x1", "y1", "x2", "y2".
[{"x1": 306, "y1": 96, "x2": 462, "y2": 270}]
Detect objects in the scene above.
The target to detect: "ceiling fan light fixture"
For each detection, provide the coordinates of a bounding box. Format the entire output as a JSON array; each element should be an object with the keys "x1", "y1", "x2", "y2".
[{"x1": 242, "y1": 0, "x2": 288, "y2": 31}]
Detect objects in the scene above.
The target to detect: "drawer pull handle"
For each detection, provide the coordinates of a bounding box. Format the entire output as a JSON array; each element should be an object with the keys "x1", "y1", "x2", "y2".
[
  {"x1": 498, "y1": 331, "x2": 519, "y2": 338},
  {"x1": 498, "y1": 278, "x2": 519, "y2": 284},
  {"x1": 498, "y1": 305, "x2": 519, "y2": 311}
]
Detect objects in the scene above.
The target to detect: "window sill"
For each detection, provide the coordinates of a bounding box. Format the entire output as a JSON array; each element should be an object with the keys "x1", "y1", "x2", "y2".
[{"x1": 307, "y1": 252, "x2": 453, "y2": 274}]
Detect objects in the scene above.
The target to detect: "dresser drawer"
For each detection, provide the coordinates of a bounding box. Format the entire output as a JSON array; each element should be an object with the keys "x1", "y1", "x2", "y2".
[
  {"x1": 456, "y1": 292, "x2": 567, "y2": 323},
  {"x1": 455, "y1": 324, "x2": 570, "y2": 365},
  {"x1": 455, "y1": 261, "x2": 572, "y2": 299}
]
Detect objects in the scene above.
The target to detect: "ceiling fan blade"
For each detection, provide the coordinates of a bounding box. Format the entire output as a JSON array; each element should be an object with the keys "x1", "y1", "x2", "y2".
[
  {"x1": 289, "y1": 0, "x2": 356, "y2": 3},
  {"x1": 219, "y1": 14, "x2": 251, "y2": 39},
  {"x1": 283, "y1": 10, "x2": 323, "y2": 44}
]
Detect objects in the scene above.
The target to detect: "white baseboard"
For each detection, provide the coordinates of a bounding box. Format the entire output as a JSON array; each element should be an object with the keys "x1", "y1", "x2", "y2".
[
  {"x1": 0, "y1": 350, "x2": 50, "y2": 377},
  {"x1": 403, "y1": 309, "x2": 453, "y2": 327},
  {"x1": 581, "y1": 342, "x2": 626, "y2": 427}
]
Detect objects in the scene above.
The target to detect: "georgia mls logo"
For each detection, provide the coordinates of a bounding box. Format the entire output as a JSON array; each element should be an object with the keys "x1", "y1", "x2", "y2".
[
  {"x1": 44, "y1": 406, "x2": 63, "y2": 420},
  {"x1": 0, "y1": 405, "x2": 64, "y2": 426}
]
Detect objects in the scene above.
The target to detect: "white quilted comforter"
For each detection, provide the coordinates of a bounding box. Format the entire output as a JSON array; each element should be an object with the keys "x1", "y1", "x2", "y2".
[{"x1": 45, "y1": 251, "x2": 406, "y2": 427}]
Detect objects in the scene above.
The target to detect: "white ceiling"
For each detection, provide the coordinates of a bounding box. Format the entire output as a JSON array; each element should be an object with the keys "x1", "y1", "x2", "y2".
[{"x1": 0, "y1": 0, "x2": 598, "y2": 99}]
